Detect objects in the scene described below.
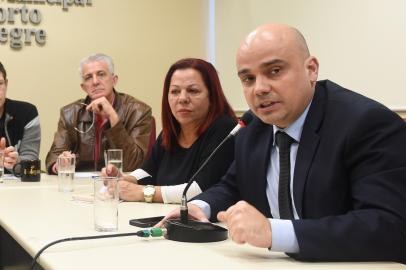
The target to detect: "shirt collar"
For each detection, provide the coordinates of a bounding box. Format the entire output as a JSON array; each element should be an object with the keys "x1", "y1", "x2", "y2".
[{"x1": 272, "y1": 100, "x2": 312, "y2": 145}]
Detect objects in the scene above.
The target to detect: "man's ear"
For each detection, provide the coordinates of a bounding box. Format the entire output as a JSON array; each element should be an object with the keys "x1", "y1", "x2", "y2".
[
  {"x1": 112, "y1": 74, "x2": 118, "y2": 87},
  {"x1": 80, "y1": 83, "x2": 87, "y2": 93},
  {"x1": 306, "y1": 56, "x2": 319, "y2": 84}
]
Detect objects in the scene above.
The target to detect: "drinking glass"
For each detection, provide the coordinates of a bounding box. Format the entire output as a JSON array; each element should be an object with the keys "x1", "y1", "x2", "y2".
[
  {"x1": 94, "y1": 176, "x2": 119, "y2": 232},
  {"x1": 105, "y1": 149, "x2": 123, "y2": 173},
  {"x1": 57, "y1": 156, "x2": 75, "y2": 192}
]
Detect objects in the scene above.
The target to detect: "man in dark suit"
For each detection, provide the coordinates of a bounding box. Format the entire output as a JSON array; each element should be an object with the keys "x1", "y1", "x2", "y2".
[{"x1": 160, "y1": 23, "x2": 406, "y2": 262}]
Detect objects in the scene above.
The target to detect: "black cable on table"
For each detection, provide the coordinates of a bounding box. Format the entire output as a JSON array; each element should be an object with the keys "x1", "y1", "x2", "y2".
[{"x1": 30, "y1": 230, "x2": 157, "y2": 270}]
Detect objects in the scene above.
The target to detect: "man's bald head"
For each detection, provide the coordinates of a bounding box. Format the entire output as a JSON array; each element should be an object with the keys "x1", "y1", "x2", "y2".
[{"x1": 238, "y1": 23, "x2": 310, "y2": 63}]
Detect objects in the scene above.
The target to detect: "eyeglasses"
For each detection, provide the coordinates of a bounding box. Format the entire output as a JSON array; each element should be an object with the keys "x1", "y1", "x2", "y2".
[{"x1": 74, "y1": 103, "x2": 95, "y2": 134}]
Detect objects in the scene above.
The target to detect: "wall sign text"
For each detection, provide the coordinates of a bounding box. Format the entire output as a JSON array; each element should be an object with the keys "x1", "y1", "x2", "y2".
[{"x1": 0, "y1": 0, "x2": 92, "y2": 49}]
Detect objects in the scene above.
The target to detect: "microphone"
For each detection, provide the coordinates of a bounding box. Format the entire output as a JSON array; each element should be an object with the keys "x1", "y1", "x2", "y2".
[
  {"x1": 165, "y1": 110, "x2": 254, "y2": 243},
  {"x1": 228, "y1": 111, "x2": 254, "y2": 136}
]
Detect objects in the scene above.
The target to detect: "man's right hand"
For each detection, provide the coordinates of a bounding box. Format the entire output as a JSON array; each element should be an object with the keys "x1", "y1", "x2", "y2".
[
  {"x1": 155, "y1": 203, "x2": 209, "y2": 228},
  {"x1": 217, "y1": 200, "x2": 272, "y2": 248},
  {"x1": 0, "y1": 137, "x2": 19, "y2": 170},
  {"x1": 86, "y1": 97, "x2": 119, "y2": 127}
]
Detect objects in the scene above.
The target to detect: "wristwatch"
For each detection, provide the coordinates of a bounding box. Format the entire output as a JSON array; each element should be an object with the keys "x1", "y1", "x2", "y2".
[{"x1": 143, "y1": 185, "x2": 156, "y2": 203}]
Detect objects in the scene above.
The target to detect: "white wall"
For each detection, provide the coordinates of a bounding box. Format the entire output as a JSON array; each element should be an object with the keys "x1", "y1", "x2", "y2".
[
  {"x1": 216, "y1": 0, "x2": 406, "y2": 113},
  {"x1": 0, "y1": 0, "x2": 209, "y2": 166}
]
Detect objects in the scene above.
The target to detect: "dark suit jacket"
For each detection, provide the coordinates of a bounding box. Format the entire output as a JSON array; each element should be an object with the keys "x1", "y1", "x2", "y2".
[{"x1": 195, "y1": 80, "x2": 406, "y2": 262}]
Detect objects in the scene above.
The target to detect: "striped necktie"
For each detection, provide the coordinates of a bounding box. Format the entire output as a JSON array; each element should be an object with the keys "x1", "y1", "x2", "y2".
[{"x1": 275, "y1": 131, "x2": 295, "y2": 219}]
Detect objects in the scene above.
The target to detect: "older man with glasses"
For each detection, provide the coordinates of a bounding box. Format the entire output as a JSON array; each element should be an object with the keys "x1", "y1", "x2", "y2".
[{"x1": 46, "y1": 53, "x2": 152, "y2": 173}]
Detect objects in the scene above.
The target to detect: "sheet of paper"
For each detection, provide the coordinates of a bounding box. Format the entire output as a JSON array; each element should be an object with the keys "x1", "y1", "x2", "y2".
[
  {"x1": 72, "y1": 193, "x2": 94, "y2": 203},
  {"x1": 74, "y1": 172, "x2": 100, "y2": 178},
  {"x1": 1, "y1": 174, "x2": 20, "y2": 181}
]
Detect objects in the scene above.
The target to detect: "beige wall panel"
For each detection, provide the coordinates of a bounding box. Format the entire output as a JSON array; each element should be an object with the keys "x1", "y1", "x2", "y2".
[
  {"x1": 216, "y1": 0, "x2": 406, "y2": 114},
  {"x1": 0, "y1": 0, "x2": 208, "y2": 168}
]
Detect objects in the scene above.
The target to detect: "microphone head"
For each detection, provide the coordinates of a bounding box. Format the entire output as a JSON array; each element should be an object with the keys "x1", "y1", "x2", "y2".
[{"x1": 238, "y1": 110, "x2": 254, "y2": 127}]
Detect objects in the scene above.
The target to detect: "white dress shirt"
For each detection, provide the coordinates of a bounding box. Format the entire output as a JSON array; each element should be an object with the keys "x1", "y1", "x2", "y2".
[{"x1": 266, "y1": 102, "x2": 311, "y2": 252}]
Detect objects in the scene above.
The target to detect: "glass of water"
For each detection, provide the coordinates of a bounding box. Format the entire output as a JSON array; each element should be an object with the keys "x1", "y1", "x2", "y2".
[
  {"x1": 57, "y1": 156, "x2": 75, "y2": 192},
  {"x1": 105, "y1": 149, "x2": 123, "y2": 173},
  {"x1": 94, "y1": 176, "x2": 119, "y2": 232}
]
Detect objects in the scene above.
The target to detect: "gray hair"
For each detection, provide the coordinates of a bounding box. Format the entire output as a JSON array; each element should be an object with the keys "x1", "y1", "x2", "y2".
[{"x1": 78, "y1": 53, "x2": 115, "y2": 77}]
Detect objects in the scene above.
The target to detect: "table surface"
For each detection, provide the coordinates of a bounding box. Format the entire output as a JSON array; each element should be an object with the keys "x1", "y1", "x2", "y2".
[{"x1": 0, "y1": 174, "x2": 404, "y2": 270}]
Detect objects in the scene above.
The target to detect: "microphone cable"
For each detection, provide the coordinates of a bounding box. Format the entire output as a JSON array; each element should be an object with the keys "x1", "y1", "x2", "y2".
[{"x1": 30, "y1": 228, "x2": 166, "y2": 270}]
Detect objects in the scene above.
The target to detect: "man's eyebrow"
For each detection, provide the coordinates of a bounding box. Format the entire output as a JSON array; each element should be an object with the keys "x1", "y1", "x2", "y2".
[
  {"x1": 237, "y1": 69, "x2": 250, "y2": 77},
  {"x1": 238, "y1": 59, "x2": 285, "y2": 76},
  {"x1": 260, "y1": 59, "x2": 285, "y2": 69}
]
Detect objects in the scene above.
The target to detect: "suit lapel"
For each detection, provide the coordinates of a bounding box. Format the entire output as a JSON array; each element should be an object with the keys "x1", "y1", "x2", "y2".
[
  {"x1": 250, "y1": 120, "x2": 274, "y2": 217},
  {"x1": 293, "y1": 84, "x2": 326, "y2": 218}
]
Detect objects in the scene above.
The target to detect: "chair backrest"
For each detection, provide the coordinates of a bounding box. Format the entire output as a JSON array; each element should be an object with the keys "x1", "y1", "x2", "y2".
[{"x1": 146, "y1": 116, "x2": 156, "y2": 160}]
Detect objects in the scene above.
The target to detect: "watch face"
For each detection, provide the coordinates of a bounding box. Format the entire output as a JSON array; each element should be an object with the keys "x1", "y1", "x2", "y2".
[{"x1": 144, "y1": 186, "x2": 155, "y2": 196}]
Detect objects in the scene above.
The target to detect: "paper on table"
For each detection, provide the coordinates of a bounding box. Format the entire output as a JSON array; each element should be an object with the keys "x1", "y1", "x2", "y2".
[
  {"x1": 72, "y1": 193, "x2": 123, "y2": 203},
  {"x1": 74, "y1": 172, "x2": 99, "y2": 178},
  {"x1": 72, "y1": 193, "x2": 94, "y2": 203},
  {"x1": 1, "y1": 174, "x2": 20, "y2": 180}
]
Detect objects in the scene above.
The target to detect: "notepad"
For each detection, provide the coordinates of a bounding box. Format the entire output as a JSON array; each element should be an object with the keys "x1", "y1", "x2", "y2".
[
  {"x1": 1, "y1": 174, "x2": 20, "y2": 181},
  {"x1": 72, "y1": 193, "x2": 94, "y2": 203},
  {"x1": 74, "y1": 172, "x2": 100, "y2": 178}
]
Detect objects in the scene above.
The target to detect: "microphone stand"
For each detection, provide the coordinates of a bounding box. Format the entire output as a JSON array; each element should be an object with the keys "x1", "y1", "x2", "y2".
[
  {"x1": 165, "y1": 111, "x2": 254, "y2": 243},
  {"x1": 165, "y1": 134, "x2": 233, "y2": 242},
  {"x1": 180, "y1": 132, "x2": 235, "y2": 224}
]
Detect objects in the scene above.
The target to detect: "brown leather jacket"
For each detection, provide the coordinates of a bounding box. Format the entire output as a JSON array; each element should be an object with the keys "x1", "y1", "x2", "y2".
[{"x1": 46, "y1": 91, "x2": 152, "y2": 173}]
